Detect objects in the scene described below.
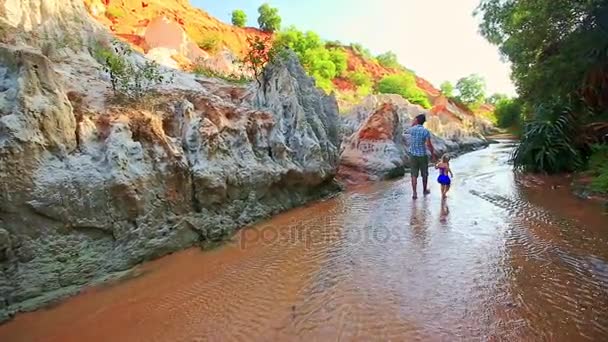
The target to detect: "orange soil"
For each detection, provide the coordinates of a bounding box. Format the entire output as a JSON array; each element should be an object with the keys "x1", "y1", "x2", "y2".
[
  {"x1": 82, "y1": 0, "x2": 491, "y2": 124},
  {"x1": 84, "y1": 0, "x2": 271, "y2": 56}
]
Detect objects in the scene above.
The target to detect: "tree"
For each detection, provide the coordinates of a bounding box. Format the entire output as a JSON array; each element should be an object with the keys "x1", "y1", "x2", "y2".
[
  {"x1": 231, "y1": 10, "x2": 247, "y2": 27},
  {"x1": 476, "y1": 0, "x2": 607, "y2": 107},
  {"x1": 376, "y1": 51, "x2": 401, "y2": 69},
  {"x1": 487, "y1": 93, "x2": 508, "y2": 106},
  {"x1": 276, "y1": 26, "x2": 322, "y2": 57},
  {"x1": 476, "y1": 0, "x2": 608, "y2": 173},
  {"x1": 275, "y1": 26, "x2": 347, "y2": 91},
  {"x1": 328, "y1": 48, "x2": 347, "y2": 76},
  {"x1": 439, "y1": 81, "x2": 454, "y2": 98},
  {"x1": 350, "y1": 43, "x2": 373, "y2": 59},
  {"x1": 455, "y1": 74, "x2": 486, "y2": 106},
  {"x1": 378, "y1": 73, "x2": 431, "y2": 109},
  {"x1": 494, "y1": 97, "x2": 522, "y2": 128},
  {"x1": 257, "y1": 3, "x2": 281, "y2": 32},
  {"x1": 242, "y1": 35, "x2": 274, "y2": 84}
]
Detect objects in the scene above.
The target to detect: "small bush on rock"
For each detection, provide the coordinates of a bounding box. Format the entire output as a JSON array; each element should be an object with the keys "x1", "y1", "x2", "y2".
[
  {"x1": 93, "y1": 42, "x2": 172, "y2": 102},
  {"x1": 193, "y1": 58, "x2": 251, "y2": 84},
  {"x1": 376, "y1": 51, "x2": 402, "y2": 69},
  {"x1": 243, "y1": 35, "x2": 288, "y2": 85},
  {"x1": 348, "y1": 69, "x2": 373, "y2": 88},
  {"x1": 198, "y1": 35, "x2": 220, "y2": 53}
]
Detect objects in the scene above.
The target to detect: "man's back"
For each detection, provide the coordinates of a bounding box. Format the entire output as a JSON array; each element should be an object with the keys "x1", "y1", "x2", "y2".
[{"x1": 408, "y1": 124, "x2": 430, "y2": 157}]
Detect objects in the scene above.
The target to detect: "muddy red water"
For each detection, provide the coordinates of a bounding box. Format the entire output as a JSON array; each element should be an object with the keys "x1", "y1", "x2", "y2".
[{"x1": 2, "y1": 141, "x2": 608, "y2": 341}]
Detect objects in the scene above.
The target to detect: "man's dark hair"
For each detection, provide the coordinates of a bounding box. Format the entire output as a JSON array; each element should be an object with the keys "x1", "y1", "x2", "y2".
[{"x1": 415, "y1": 114, "x2": 426, "y2": 125}]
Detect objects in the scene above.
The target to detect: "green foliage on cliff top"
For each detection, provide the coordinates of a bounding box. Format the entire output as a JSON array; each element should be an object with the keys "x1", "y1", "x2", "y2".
[
  {"x1": 377, "y1": 73, "x2": 431, "y2": 109},
  {"x1": 275, "y1": 26, "x2": 348, "y2": 93},
  {"x1": 439, "y1": 81, "x2": 454, "y2": 98},
  {"x1": 455, "y1": 74, "x2": 486, "y2": 107},
  {"x1": 347, "y1": 69, "x2": 373, "y2": 88},
  {"x1": 231, "y1": 10, "x2": 247, "y2": 27},
  {"x1": 350, "y1": 43, "x2": 373, "y2": 60},
  {"x1": 376, "y1": 51, "x2": 402, "y2": 69},
  {"x1": 258, "y1": 3, "x2": 281, "y2": 32}
]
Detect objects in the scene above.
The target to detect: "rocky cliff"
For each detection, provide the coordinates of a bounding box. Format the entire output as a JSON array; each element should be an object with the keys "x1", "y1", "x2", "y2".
[
  {"x1": 339, "y1": 95, "x2": 490, "y2": 182},
  {"x1": 0, "y1": 0, "x2": 496, "y2": 321},
  {"x1": 0, "y1": 0, "x2": 340, "y2": 320}
]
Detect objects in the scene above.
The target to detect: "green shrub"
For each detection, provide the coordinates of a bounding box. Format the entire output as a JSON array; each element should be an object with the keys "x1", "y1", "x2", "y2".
[
  {"x1": 376, "y1": 51, "x2": 401, "y2": 69},
  {"x1": 193, "y1": 58, "x2": 250, "y2": 84},
  {"x1": 275, "y1": 26, "x2": 350, "y2": 92},
  {"x1": 440, "y1": 81, "x2": 454, "y2": 98},
  {"x1": 487, "y1": 93, "x2": 508, "y2": 105},
  {"x1": 494, "y1": 97, "x2": 523, "y2": 128},
  {"x1": 350, "y1": 43, "x2": 373, "y2": 60},
  {"x1": 377, "y1": 73, "x2": 431, "y2": 108},
  {"x1": 512, "y1": 108, "x2": 582, "y2": 173},
  {"x1": 231, "y1": 10, "x2": 247, "y2": 27},
  {"x1": 357, "y1": 84, "x2": 373, "y2": 97},
  {"x1": 588, "y1": 144, "x2": 608, "y2": 193},
  {"x1": 301, "y1": 47, "x2": 347, "y2": 87},
  {"x1": 257, "y1": 3, "x2": 281, "y2": 32},
  {"x1": 314, "y1": 77, "x2": 334, "y2": 94},
  {"x1": 591, "y1": 169, "x2": 608, "y2": 194},
  {"x1": 276, "y1": 27, "x2": 322, "y2": 57},
  {"x1": 198, "y1": 36, "x2": 220, "y2": 53},
  {"x1": 348, "y1": 70, "x2": 372, "y2": 88},
  {"x1": 94, "y1": 43, "x2": 171, "y2": 101},
  {"x1": 276, "y1": 27, "x2": 348, "y2": 90},
  {"x1": 325, "y1": 40, "x2": 342, "y2": 48},
  {"x1": 455, "y1": 74, "x2": 486, "y2": 106},
  {"x1": 328, "y1": 48, "x2": 347, "y2": 76},
  {"x1": 242, "y1": 35, "x2": 288, "y2": 84}
]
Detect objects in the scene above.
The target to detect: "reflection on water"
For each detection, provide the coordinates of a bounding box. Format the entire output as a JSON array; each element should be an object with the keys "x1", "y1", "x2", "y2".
[
  {"x1": 1, "y1": 141, "x2": 608, "y2": 341},
  {"x1": 439, "y1": 198, "x2": 450, "y2": 224}
]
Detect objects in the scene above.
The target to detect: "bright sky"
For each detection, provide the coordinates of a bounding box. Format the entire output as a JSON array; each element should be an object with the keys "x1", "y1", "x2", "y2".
[{"x1": 192, "y1": 0, "x2": 516, "y2": 96}]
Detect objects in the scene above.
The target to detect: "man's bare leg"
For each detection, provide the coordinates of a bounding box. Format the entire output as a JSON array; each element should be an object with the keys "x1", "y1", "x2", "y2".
[
  {"x1": 422, "y1": 175, "x2": 430, "y2": 195},
  {"x1": 411, "y1": 176, "x2": 418, "y2": 199}
]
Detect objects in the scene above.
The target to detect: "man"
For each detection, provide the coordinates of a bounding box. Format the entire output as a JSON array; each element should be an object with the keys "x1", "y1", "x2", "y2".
[{"x1": 407, "y1": 114, "x2": 435, "y2": 199}]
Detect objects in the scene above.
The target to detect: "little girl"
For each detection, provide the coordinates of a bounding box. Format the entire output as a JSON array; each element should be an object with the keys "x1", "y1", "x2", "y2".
[{"x1": 435, "y1": 155, "x2": 454, "y2": 198}]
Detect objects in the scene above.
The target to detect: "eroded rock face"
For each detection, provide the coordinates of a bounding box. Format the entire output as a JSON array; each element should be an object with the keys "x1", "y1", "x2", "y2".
[
  {"x1": 142, "y1": 17, "x2": 243, "y2": 76},
  {"x1": 338, "y1": 95, "x2": 489, "y2": 183},
  {"x1": 339, "y1": 103, "x2": 407, "y2": 182},
  {"x1": 144, "y1": 16, "x2": 208, "y2": 63},
  {"x1": 0, "y1": 44, "x2": 340, "y2": 320}
]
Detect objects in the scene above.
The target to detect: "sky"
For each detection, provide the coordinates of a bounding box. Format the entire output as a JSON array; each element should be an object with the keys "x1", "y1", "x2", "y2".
[{"x1": 192, "y1": 0, "x2": 516, "y2": 96}]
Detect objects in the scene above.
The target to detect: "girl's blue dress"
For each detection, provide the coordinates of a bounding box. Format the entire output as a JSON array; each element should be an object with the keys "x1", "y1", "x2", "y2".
[{"x1": 437, "y1": 167, "x2": 451, "y2": 185}]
